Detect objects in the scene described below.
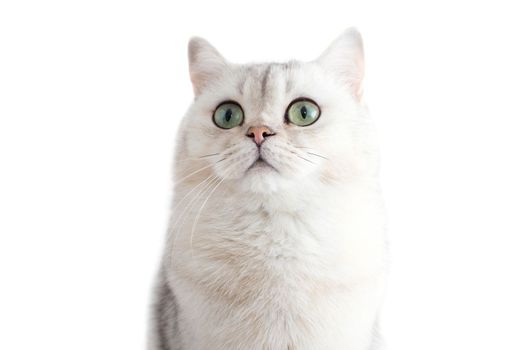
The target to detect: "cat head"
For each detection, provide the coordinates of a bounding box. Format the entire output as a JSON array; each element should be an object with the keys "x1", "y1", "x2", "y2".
[{"x1": 176, "y1": 28, "x2": 377, "y2": 194}]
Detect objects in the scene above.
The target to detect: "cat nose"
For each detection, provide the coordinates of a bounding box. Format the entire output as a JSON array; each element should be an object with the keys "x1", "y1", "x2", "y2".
[{"x1": 246, "y1": 125, "x2": 275, "y2": 146}]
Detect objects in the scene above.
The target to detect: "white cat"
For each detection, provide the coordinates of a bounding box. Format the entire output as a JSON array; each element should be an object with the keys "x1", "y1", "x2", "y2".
[{"x1": 149, "y1": 28, "x2": 387, "y2": 350}]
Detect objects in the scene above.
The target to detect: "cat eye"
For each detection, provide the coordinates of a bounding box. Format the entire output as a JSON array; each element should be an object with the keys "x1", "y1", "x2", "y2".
[
  {"x1": 213, "y1": 101, "x2": 244, "y2": 129},
  {"x1": 285, "y1": 98, "x2": 321, "y2": 127}
]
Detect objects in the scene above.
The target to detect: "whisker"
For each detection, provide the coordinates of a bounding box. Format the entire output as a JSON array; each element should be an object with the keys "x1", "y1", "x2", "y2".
[
  {"x1": 286, "y1": 142, "x2": 315, "y2": 150},
  {"x1": 170, "y1": 175, "x2": 219, "y2": 237},
  {"x1": 306, "y1": 152, "x2": 329, "y2": 160},
  {"x1": 175, "y1": 151, "x2": 232, "y2": 163},
  {"x1": 285, "y1": 142, "x2": 329, "y2": 161},
  {"x1": 198, "y1": 153, "x2": 220, "y2": 158},
  {"x1": 296, "y1": 154, "x2": 315, "y2": 164},
  {"x1": 189, "y1": 172, "x2": 229, "y2": 257},
  {"x1": 168, "y1": 173, "x2": 218, "y2": 266},
  {"x1": 176, "y1": 158, "x2": 208, "y2": 163},
  {"x1": 170, "y1": 173, "x2": 217, "y2": 219},
  {"x1": 169, "y1": 179, "x2": 221, "y2": 268},
  {"x1": 167, "y1": 149, "x2": 240, "y2": 264},
  {"x1": 171, "y1": 153, "x2": 235, "y2": 233},
  {"x1": 181, "y1": 179, "x2": 218, "y2": 227},
  {"x1": 288, "y1": 149, "x2": 315, "y2": 164},
  {"x1": 169, "y1": 152, "x2": 237, "y2": 263},
  {"x1": 179, "y1": 159, "x2": 238, "y2": 258},
  {"x1": 173, "y1": 160, "x2": 222, "y2": 186}
]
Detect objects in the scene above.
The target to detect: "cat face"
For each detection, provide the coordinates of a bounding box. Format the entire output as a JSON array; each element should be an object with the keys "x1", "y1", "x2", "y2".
[{"x1": 179, "y1": 29, "x2": 372, "y2": 193}]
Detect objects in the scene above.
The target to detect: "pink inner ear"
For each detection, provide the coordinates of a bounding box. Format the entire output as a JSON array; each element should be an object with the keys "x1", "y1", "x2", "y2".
[
  {"x1": 340, "y1": 48, "x2": 365, "y2": 102},
  {"x1": 187, "y1": 37, "x2": 228, "y2": 96},
  {"x1": 327, "y1": 54, "x2": 365, "y2": 102},
  {"x1": 316, "y1": 28, "x2": 366, "y2": 101},
  {"x1": 189, "y1": 69, "x2": 212, "y2": 97},
  {"x1": 353, "y1": 54, "x2": 365, "y2": 101}
]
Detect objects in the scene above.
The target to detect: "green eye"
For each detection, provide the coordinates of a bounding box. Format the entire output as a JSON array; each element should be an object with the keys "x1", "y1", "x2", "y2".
[
  {"x1": 286, "y1": 99, "x2": 321, "y2": 126},
  {"x1": 213, "y1": 102, "x2": 244, "y2": 129}
]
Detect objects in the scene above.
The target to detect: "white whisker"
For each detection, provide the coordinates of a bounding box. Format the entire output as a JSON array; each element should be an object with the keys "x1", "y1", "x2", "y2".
[
  {"x1": 306, "y1": 152, "x2": 329, "y2": 160},
  {"x1": 189, "y1": 169, "x2": 231, "y2": 258},
  {"x1": 198, "y1": 153, "x2": 220, "y2": 158},
  {"x1": 170, "y1": 176, "x2": 219, "y2": 238},
  {"x1": 173, "y1": 161, "x2": 218, "y2": 186},
  {"x1": 297, "y1": 154, "x2": 315, "y2": 163},
  {"x1": 187, "y1": 159, "x2": 242, "y2": 257},
  {"x1": 168, "y1": 174, "x2": 220, "y2": 267}
]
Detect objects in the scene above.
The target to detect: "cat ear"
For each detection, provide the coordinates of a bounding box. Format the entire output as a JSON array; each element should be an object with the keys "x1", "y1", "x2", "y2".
[
  {"x1": 188, "y1": 37, "x2": 228, "y2": 96},
  {"x1": 316, "y1": 28, "x2": 365, "y2": 101}
]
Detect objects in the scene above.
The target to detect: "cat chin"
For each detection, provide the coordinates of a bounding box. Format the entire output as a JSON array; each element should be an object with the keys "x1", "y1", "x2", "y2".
[
  {"x1": 240, "y1": 176, "x2": 288, "y2": 194},
  {"x1": 234, "y1": 168, "x2": 304, "y2": 194}
]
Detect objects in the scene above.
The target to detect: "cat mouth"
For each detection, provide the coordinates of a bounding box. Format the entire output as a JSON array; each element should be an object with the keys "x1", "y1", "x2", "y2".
[{"x1": 247, "y1": 156, "x2": 278, "y2": 173}]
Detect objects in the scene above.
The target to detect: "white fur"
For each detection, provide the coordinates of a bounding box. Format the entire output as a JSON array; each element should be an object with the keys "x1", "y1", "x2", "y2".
[{"x1": 152, "y1": 28, "x2": 387, "y2": 350}]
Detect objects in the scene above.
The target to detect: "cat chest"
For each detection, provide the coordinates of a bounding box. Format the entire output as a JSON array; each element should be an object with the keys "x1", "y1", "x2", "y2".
[
  {"x1": 186, "y1": 209, "x2": 343, "y2": 310},
  {"x1": 171, "y1": 203, "x2": 380, "y2": 349}
]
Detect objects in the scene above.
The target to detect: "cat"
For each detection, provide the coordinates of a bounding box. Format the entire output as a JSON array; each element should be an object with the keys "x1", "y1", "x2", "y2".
[{"x1": 148, "y1": 28, "x2": 387, "y2": 350}]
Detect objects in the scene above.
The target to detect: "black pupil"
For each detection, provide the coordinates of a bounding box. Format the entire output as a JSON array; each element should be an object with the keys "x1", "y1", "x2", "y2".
[
  {"x1": 300, "y1": 106, "x2": 308, "y2": 119},
  {"x1": 224, "y1": 109, "x2": 232, "y2": 122}
]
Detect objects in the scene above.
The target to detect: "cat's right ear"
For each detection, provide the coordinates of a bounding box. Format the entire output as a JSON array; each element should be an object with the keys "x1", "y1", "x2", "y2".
[
  {"x1": 316, "y1": 28, "x2": 365, "y2": 101},
  {"x1": 188, "y1": 37, "x2": 228, "y2": 96}
]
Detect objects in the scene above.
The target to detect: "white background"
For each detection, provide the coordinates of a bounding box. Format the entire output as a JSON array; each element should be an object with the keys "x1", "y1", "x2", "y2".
[{"x1": 1, "y1": 1, "x2": 524, "y2": 349}]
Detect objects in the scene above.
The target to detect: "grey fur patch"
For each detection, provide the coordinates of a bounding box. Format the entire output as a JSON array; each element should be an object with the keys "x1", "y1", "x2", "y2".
[
  {"x1": 260, "y1": 64, "x2": 272, "y2": 99},
  {"x1": 149, "y1": 268, "x2": 182, "y2": 350},
  {"x1": 283, "y1": 61, "x2": 298, "y2": 93},
  {"x1": 368, "y1": 316, "x2": 384, "y2": 350},
  {"x1": 237, "y1": 78, "x2": 246, "y2": 96}
]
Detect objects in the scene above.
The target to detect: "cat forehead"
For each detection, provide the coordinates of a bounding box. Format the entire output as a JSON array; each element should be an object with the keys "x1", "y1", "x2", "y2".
[
  {"x1": 231, "y1": 61, "x2": 306, "y2": 103},
  {"x1": 237, "y1": 62, "x2": 297, "y2": 92}
]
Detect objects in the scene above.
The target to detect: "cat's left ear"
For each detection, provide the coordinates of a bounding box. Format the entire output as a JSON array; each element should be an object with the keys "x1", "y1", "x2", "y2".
[
  {"x1": 316, "y1": 28, "x2": 365, "y2": 101},
  {"x1": 188, "y1": 37, "x2": 228, "y2": 96}
]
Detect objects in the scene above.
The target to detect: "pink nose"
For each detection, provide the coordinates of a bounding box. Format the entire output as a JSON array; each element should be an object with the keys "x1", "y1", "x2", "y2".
[{"x1": 246, "y1": 126, "x2": 275, "y2": 146}]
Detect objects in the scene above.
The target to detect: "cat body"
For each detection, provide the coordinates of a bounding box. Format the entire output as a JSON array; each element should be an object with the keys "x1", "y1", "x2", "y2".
[{"x1": 149, "y1": 29, "x2": 387, "y2": 350}]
